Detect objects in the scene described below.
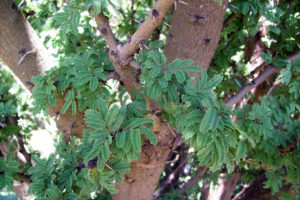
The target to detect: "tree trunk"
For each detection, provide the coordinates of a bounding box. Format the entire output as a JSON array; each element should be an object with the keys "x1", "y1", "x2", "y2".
[
  {"x1": 208, "y1": 172, "x2": 240, "y2": 200},
  {"x1": 164, "y1": 0, "x2": 228, "y2": 71},
  {"x1": 0, "y1": 0, "x2": 229, "y2": 199},
  {"x1": 0, "y1": 0, "x2": 86, "y2": 138},
  {"x1": 113, "y1": 121, "x2": 175, "y2": 200}
]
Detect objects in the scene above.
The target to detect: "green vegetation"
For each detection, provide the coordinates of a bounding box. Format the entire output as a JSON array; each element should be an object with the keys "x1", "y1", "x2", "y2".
[{"x1": 0, "y1": 0, "x2": 299, "y2": 199}]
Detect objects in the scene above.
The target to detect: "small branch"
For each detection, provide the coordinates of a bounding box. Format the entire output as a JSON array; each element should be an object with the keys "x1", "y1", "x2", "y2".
[
  {"x1": 225, "y1": 51, "x2": 300, "y2": 106},
  {"x1": 7, "y1": 116, "x2": 33, "y2": 166},
  {"x1": 120, "y1": 0, "x2": 174, "y2": 60},
  {"x1": 16, "y1": 134, "x2": 32, "y2": 167},
  {"x1": 179, "y1": 166, "x2": 207, "y2": 195},
  {"x1": 223, "y1": 13, "x2": 237, "y2": 29},
  {"x1": 225, "y1": 65, "x2": 277, "y2": 106},
  {"x1": 154, "y1": 159, "x2": 188, "y2": 199},
  {"x1": 94, "y1": 13, "x2": 118, "y2": 50}
]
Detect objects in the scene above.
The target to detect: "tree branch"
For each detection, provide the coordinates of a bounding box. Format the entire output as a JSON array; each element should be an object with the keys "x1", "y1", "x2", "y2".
[
  {"x1": 225, "y1": 51, "x2": 300, "y2": 106},
  {"x1": 106, "y1": 71, "x2": 120, "y2": 80},
  {"x1": 94, "y1": 13, "x2": 118, "y2": 50},
  {"x1": 120, "y1": 0, "x2": 174, "y2": 60},
  {"x1": 179, "y1": 166, "x2": 207, "y2": 195},
  {"x1": 7, "y1": 116, "x2": 33, "y2": 166}
]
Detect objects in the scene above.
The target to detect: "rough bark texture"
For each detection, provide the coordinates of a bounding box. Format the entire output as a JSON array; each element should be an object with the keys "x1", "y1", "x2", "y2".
[
  {"x1": 0, "y1": 0, "x2": 230, "y2": 199},
  {"x1": 165, "y1": 0, "x2": 228, "y2": 72},
  {"x1": 114, "y1": 120, "x2": 175, "y2": 200},
  {"x1": 208, "y1": 172, "x2": 240, "y2": 200},
  {"x1": 0, "y1": 0, "x2": 86, "y2": 138}
]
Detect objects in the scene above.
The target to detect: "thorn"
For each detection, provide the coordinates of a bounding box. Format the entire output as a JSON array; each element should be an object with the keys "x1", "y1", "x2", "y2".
[
  {"x1": 178, "y1": 0, "x2": 188, "y2": 5},
  {"x1": 17, "y1": 48, "x2": 35, "y2": 67}
]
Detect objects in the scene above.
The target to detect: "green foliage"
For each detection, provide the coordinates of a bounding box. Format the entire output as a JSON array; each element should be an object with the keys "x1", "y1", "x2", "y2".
[
  {"x1": 1, "y1": 0, "x2": 299, "y2": 198},
  {"x1": 0, "y1": 142, "x2": 19, "y2": 190}
]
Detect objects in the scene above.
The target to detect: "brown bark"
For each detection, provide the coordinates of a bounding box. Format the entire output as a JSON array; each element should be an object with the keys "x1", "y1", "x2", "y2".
[
  {"x1": 165, "y1": 0, "x2": 228, "y2": 72},
  {"x1": 200, "y1": 179, "x2": 210, "y2": 200},
  {"x1": 114, "y1": 121, "x2": 175, "y2": 200},
  {"x1": 208, "y1": 172, "x2": 240, "y2": 200},
  {"x1": 225, "y1": 51, "x2": 300, "y2": 106},
  {"x1": 1, "y1": 0, "x2": 231, "y2": 199},
  {"x1": 0, "y1": 0, "x2": 86, "y2": 138},
  {"x1": 94, "y1": 2, "x2": 177, "y2": 199},
  {"x1": 232, "y1": 174, "x2": 296, "y2": 200}
]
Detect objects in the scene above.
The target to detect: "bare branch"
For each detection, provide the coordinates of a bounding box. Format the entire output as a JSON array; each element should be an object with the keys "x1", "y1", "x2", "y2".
[
  {"x1": 94, "y1": 13, "x2": 118, "y2": 50},
  {"x1": 179, "y1": 166, "x2": 207, "y2": 195},
  {"x1": 225, "y1": 51, "x2": 300, "y2": 106},
  {"x1": 225, "y1": 65, "x2": 277, "y2": 106},
  {"x1": 120, "y1": 0, "x2": 174, "y2": 60}
]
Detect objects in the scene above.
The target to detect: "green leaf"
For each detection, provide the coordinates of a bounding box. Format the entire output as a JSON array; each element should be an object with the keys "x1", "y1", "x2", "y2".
[
  {"x1": 97, "y1": 157, "x2": 105, "y2": 171},
  {"x1": 167, "y1": 83, "x2": 178, "y2": 103},
  {"x1": 236, "y1": 142, "x2": 246, "y2": 160},
  {"x1": 116, "y1": 131, "x2": 126, "y2": 148},
  {"x1": 76, "y1": 71, "x2": 93, "y2": 86},
  {"x1": 61, "y1": 100, "x2": 72, "y2": 114},
  {"x1": 84, "y1": 109, "x2": 105, "y2": 129},
  {"x1": 174, "y1": 71, "x2": 186, "y2": 83},
  {"x1": 206, "y1": 75, "x2": 223, "y2": 90},
  {"x1": 123, "y1": 130, "x2": 132, "y2": 153},
  {"x1": 105, "y1": 105, "x2": 119, "y2": 126},
  {"x1": 130, "y1": 129, "x2": 141, "y2": 153},
  {"x1": 48, "y1": 94, "x2": 56, "y2": 106},
  {"x1": 199, "y1": 108, "x2": 217, "y2": 132},
  {"x1": 168, "y1": 59, "x2": 182, "y2": 71},
  {"x1": 139, "y1": 126, "x2": 157, "y2": 146},
  {"x1": 71, "y1": 100, "x2": 76, "y2": 115},
  {"x1": 101, "y1": 143, "x2": 110, "y2": 161},
  {"x1": 169, "y1": 59, "x2": 194, "y2": 71},
  {"x1": 127, "y1": 118, "x2": 155, "y2": 129},
  {"x1": 89, "y1": 76, "x2": 98, "y2": 91},
  {"x1": 183, "y1": 65, "x2": 203, "y2": 71},
  {"x1": 70, "y1": 13, "x2": 80, "y2": 35},
  {"x1": 164, "y1": 71, "x2": 173, "y2": 81},
  {"x1": 110, "y1": 115, "x2": 124, "y2": 132}
]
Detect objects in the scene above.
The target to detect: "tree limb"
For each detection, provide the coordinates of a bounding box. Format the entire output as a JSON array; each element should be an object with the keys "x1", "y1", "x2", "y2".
[
  {"x1": 94, "y1": 13, "x2": 118, "y2": 50},
  {"x1": 120, "y1": 0, "x2": 174, "y2": 60},
  {"x1": 179, "y1": 166, "x2": 207, "y2": 195},
  {"x1": 225, "y1": 51, "x2": 300, "y2": 106}
]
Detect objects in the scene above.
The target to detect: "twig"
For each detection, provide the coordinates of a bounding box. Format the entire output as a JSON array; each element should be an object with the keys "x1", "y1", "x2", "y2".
[
  {"x1": 225, "y1": 51, "x2": 300, "y2": 106},
  {"x1": 120, "y1": 0, "x2": 174, "y2": 60},
  {"x1": 17, "y1": 49, "x2": 35, "y2": 67}
]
